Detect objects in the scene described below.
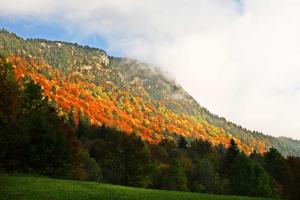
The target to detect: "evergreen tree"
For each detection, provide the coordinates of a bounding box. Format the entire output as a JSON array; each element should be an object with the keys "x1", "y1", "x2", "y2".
[
  {"x1": 161, "y1": 159, "x2": 188, "y2": 191},
  {"x1": 230, "y1": 154, "x2": 272, "y2": 197},
  {"x1": 189, "y1": 158, "x2": 215, "y2": 193},
  {"x1": 287, "y1": 156, "x2": 300, "y2": 200},
  {"x1": 178, "y1": 136, "x2": 188, "y2": 149},
  {"x1": 227, "y1": 139, "x2": 240, "y2": 158},
  {"x1": 0, "y1": 57, "x2": 21, "y2": 167},
  {"x1": 264, "y1": 148, "x2": 295, "y2": 199},
  {"x1": 250, "y1": 149, "x2": 264, "y2": 166},
  {"x1": 191, "y1": 139, "x2": 213, "y2": 157},
  {"x1": 223, "y1": 139, "x2": 240, "y2": 175},
  {"x1": 123, "y1": 134, "x2": 157, "y2": 187}
]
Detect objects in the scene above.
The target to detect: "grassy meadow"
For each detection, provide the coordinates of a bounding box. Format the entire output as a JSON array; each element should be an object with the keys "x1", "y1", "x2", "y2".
[{"x1": 0, "y1": 175, "x2": 272, "y2": 200}]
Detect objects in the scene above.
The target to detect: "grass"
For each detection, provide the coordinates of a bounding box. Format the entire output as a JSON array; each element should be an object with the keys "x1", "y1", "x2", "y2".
[{"x1": 0, "y1": 174, "x2": 271, "y2": 200}]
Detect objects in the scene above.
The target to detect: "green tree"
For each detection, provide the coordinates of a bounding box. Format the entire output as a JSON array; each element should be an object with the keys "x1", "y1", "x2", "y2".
[
  {"x1": 191, "y1": 139, "x2": 213, "y2": 157},
  {"x1": 250, "y1": 149, "x2": 264, "y2": 166},
  {"x1": 287, "y1": 156, "x2": 300, "y2": 200},
  {"x1": 264, "y1": 148, "x2": 295, "y2": 199},
  {"x1": 1, "y1": 80, "x2": 73, "y2": 176},
  {"x1": 90, "y1": 137, "x2": 124, "y2": 184},
  {"x1": 161, "y1": 159, "x2": 188, "y2": 191},
  {"x1": 21, "y1": 80, "x2": 48, "y2": 114},
  {"x1": 20, "y1": 111, "x2": 72, "y2": 176},
  {"x1": 178, "y1": 136, "x2": 188, "y2": 149},
  {"x1": 123, "y1": 134, "x2": 157, "y2": 187},
  {"x1": 81, "y1": 151, "x2": 102, "y2": 182},
  {"x1": 223, "y1": 139, "x2": 240, "y2": 175},
  {"x1": 0, "y1": 57, "x2": 21, "y2": 167},
  {"x1": 230, "y1": 154, "x2": 272, "y2": 197},
  {"x1": 188, "y1": 158, "x2": 215, "y2": 193}
]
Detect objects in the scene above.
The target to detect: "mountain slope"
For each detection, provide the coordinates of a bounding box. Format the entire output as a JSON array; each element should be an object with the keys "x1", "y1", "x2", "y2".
[{"x1": 0, "y1": 29, "x2": 299, "y2": 156}]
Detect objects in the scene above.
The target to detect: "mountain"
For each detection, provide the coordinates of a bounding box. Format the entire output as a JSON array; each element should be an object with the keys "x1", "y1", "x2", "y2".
[{"x1": 0, "y1": 28, "x2": 299, "y2": 156}]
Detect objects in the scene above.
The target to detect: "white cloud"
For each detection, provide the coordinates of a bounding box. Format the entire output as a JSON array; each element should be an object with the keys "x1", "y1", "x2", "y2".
[{"x1": 0, "y1": 0, "x2": 299, "y2": 139}]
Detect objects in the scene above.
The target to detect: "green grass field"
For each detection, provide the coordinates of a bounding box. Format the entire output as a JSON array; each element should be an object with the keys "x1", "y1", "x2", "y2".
[{"x1": 0, "y1": 175, "x2": 271, "y2": 200}]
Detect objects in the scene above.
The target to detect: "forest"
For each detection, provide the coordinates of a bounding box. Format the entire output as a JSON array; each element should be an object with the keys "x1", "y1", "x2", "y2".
[
  {"x1": 0, "y1": 56, "x2": 300, "y2": 200},
  {"x1": 1, "y1": 29, "x2": 300, "y2": 157}
]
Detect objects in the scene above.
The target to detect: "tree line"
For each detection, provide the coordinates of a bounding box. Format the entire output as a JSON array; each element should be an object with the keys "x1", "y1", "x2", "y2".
[{"x1": 0, "y1": 56, "x2": 299, "y2": 200}]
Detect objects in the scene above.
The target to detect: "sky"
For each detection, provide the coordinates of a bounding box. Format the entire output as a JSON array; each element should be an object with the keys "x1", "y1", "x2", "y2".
[{"x1": 0, "y1": 0, "x2": 299, "y2": 140}]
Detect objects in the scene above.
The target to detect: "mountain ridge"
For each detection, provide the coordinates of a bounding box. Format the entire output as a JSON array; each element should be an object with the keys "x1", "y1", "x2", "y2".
[{"x1": 1, "y1": 28, "x2": 299, "y2": 156}]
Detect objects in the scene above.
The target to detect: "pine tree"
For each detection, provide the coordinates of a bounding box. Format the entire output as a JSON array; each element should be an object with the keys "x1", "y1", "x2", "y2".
[
  {"x1": 161, "y1": 159, "x2": 188, "y2": 191},
  {"x1": 178, "y1": 136, "x2": 188, "y2": 149}
]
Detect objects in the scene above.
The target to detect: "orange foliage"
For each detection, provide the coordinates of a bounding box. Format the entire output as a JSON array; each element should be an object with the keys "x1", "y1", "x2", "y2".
[{"x1": 9, "y1": 55, "x2": 267, "y2": 154}]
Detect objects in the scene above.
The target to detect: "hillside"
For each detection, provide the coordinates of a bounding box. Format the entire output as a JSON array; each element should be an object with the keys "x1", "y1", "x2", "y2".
[
  {"x1": 0, "y1": 28, "x2": 299, "y2": 156},
  {"x1": 0, "y1": 175, "x2": 271, "y2": 200}
]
